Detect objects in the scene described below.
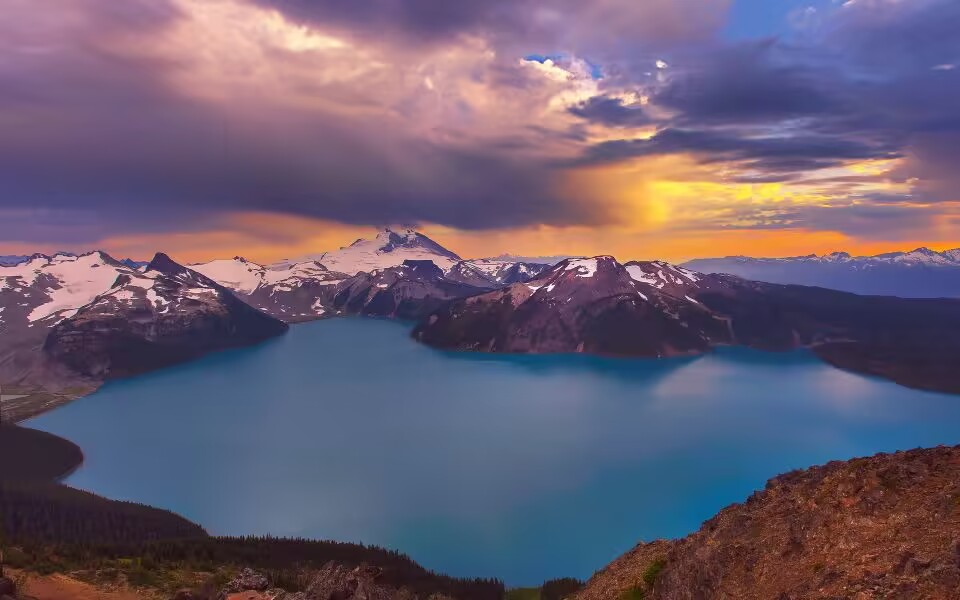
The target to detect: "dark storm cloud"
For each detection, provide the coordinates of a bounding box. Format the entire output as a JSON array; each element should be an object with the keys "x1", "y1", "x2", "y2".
[
  {"x1": 256, "y1": 0, "x2": 518, "y2": 41},
  {"x1": 256, "y1": 0, "x2": 731, "y2": 56},
  {"x1": 0, "y1": 99, "x2": 594, "y2": 241},
  {"x1": 753, "y1": 202, "x2": 940, "y2": 239},
  {"x1": 570, "y1": 0, "x2": 960, "y2": 212},
  {"x1": 4, "y1": 0, "x2": 960, "y2": 249},
  {"x1": 568, "y1": 96, "x2": 652, "y2": 127},
  {"x1": 652, "y1": 40, "x2": 846, "y2": 124},
  {"x1": 573, "y1": 128, "x2": 899, "y2": 171},
  {"x1": 827, "y1": 0, "x2": 960, "y2": 74},
  {"x1": 0, "y1": 0, "x2": 613, "y2": 245},
  {"x1": 827, "y1": 0, "x2": 960, "y2": 204}
]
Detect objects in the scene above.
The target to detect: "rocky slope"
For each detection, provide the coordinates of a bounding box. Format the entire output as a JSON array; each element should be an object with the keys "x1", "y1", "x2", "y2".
[
  {"x1": 192, "y1": 257, "x2": 350, "y2": 323},
  {"x1": 414, "y1": 256, "x2": 960, "y2": 392},
  {"x1": 212, "y1": 564, "x2": 470, "y2": 600},
  {"x1": 575, "y1": 445, "x2": 960, "y2": 600},
  {"x1": 414, "y1": 256, "x2": 729, "y2": 357},
  {"x1": 684, "y1": 246, "x2": 960, "y2": 298},
  {"x1": 0, "y1": 252, "x2": 149, "y2": 417},
  {"x1": 445, "y1": 259, "x2": 552, "y2": 288},
  {"x1": 330, "y1": 260, "x2": 488, "y2": 320},
  {"x1": 42, "y1": 253, "x2": 288, "y2": 380}
]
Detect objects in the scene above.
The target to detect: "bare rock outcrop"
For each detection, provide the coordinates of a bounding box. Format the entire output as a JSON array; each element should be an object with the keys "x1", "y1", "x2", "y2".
[{"x1": 575, "y1": 445, "x2": 960, "y2": 600}]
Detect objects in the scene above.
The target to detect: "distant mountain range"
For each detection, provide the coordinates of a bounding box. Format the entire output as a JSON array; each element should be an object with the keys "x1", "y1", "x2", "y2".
[
  {"x1": 684, "y1": 247, "x2": 960, "y2": 297},
  {"x1": 189, "y1": 228, "x2": 551, "y2": 323},
  {"x1": 5, "y1": 229, "x2": 960, "y2": 421},
  {"x1": 0, "y1": 255, "x2": 30, "y2": 267},
  {"x1": 0, "y1": 228, "x2": 550, "y2": 419}
]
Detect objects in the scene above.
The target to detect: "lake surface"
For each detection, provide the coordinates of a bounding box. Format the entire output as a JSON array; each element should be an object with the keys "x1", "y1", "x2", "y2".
[{"x1": 28, "y1": 318, "x2": 960, "y2": 585}]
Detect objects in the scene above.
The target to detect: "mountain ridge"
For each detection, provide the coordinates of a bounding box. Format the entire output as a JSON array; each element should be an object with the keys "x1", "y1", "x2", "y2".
[
  {"x1": 8, "y1": 232, "x2": 960, "y2": 421},
  {"x1": 684, "y1": 246, "x2": 960, "y2": 297},
  {"x1": 414, "y1": 255, "x2": 960, "y2": 393}
]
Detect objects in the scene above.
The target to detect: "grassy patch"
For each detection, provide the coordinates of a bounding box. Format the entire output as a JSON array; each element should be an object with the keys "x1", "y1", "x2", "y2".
[
  {"x1": 619, "y1": 585, "x2": 646, "y2": 600},
  {"x1": 642, "y1": 558, "x2": 666, "y2": 587}
]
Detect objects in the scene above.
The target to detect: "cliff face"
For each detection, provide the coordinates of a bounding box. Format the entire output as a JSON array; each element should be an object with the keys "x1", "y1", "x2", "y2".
[{"x1": 576, "y1": 446, "x2": 960, "y2": 600}]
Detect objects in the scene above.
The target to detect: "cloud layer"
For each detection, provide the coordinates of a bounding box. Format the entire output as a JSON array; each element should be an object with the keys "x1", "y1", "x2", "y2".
[{"x1": 1, "y1": 0, "x2": 958, "y2": 258}]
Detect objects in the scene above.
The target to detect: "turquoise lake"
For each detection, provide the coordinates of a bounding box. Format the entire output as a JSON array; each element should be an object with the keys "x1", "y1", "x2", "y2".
[{"x1": 27, "y1": 318, "x2": 960, "y2": 586}]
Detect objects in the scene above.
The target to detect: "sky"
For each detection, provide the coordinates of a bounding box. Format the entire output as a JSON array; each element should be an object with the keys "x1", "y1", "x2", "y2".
[{"x1": 2, "y1": 0, "x2": 959, "y2": 263}]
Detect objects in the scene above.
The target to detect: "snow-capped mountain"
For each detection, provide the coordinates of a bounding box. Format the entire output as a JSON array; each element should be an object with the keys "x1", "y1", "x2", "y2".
[
  {"x1": 306, "y1": 227, "x2": 463, "y2": 275},
  {"x1": 190, "y1": 257, "x2": 350, "y2": 322},
  {"x1": 684, "y1": 247, "x2": 960, "y2": 297},
  {"x1": 44, "y1": 253, "x2": 287, "y2": 379},
  {"x1": 415, "y1": 256, "x2": 726, "y2": 357},
  {"x1": 0, "y1": 251, "x2": 287, "y2": 420},
  {"x1": 450, "y1": 259, "x2": 553, "y2": 286},
  {"x1": 246, "y1": 261, "x2": 350, "y2": 322},
  {"x1": 414, "y1": 255, "x2": 960, "y2": 393},
  {"x1": 189, "y1": 234, "x2": 549, "y2": 322},
  {"x1": 0, "y1": 251, "x2": 136, "y2": 327}
]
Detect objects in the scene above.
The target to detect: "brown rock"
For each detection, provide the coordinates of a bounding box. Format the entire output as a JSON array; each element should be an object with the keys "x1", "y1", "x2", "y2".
[
  {"x1": 576, "y1": 445, "x2": 960, "y2": 600},
  {"x1": 218, "y1": 568, "x2": 271, "y2": 599}
]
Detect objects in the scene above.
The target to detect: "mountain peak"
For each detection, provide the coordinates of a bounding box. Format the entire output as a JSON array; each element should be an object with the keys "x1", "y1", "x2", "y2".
[
  {"x1": 310, "y1": 227, "x2": 462, "y2": 275},
  {"x1": 146, "y1": 252, "x2": 188, "y2": 276},
  {"x1": 377, "y1": 225, "x2": 418, "y2": 239}
]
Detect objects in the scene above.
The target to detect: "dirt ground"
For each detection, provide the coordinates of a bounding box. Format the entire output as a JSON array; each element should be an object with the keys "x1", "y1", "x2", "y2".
[{"x1": 5, "y1": 569, "x2": 160, "y2": 600}]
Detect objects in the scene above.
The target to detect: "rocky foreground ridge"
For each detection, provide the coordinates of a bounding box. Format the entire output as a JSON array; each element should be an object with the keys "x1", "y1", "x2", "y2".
[{"x1": 575, "y1": 445, "x2": 960, "y2": 600}]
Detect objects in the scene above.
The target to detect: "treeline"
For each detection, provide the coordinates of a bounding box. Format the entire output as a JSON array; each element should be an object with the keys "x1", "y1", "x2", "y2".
[
  {"x1": 0, "y1": 482, "x2": 504, "y2": 599},
  {"x1": 0, "y1": 481, "x2": 206, "y2": 545},
  {"x1": 52, "y1": 536, "x2": 504, "y2": 600},
  {"x1": 0, "y1": 424, "x2": 84, "y2": 482}
]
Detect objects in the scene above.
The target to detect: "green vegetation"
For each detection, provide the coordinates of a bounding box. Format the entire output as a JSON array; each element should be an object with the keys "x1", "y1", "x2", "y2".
[
  {"x1": 616, "y1": 559, "x2": 666, "y2": 600},
  {"x1": 505, "y1": 577, "x2": 583, "y2": 600},
  {"x1": 541, "y1": 577, "x2": 584, "y2": 599},
  {"x1": 619, "y1": 585, "x2": 646, "y2": 600},
  {"x1": 642, "y1": 558, "x2": 666, "y2": 587},
  {"x1": 0, "y1": 481, "x2": 206, "y2": 546},
  {"x1": 1, "y1": 481, "x2": 503, "y2": 599}
]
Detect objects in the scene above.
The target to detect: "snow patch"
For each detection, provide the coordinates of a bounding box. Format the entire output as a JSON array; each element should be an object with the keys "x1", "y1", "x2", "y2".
[{"x1": 564, "y1": 258, "x2": 598, "y2": 278}]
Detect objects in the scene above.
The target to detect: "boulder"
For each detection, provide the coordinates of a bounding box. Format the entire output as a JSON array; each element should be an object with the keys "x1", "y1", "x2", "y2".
[{"x1": 218, "y1": 568, "x2": 271, "y2": 599}]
